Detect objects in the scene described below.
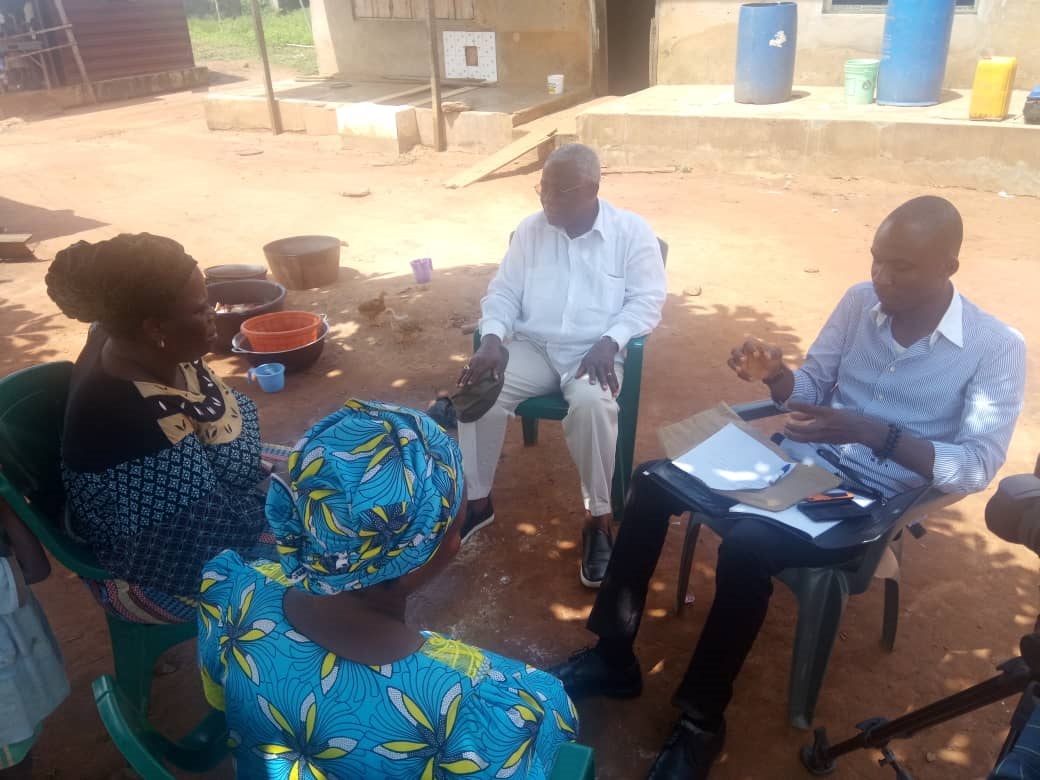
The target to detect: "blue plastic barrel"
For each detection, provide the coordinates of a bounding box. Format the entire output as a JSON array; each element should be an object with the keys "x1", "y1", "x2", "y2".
[
  {"x1": 735, "y1": 2, "x2": 799, "y2": 105},
  {"x1": 876, "y1": 0, "x2": 956, "y2": 107}
]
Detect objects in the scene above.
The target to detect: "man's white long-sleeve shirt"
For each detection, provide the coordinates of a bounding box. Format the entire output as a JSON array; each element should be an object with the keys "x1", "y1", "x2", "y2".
[{"x1": 479, "y1": 200, "x2": 667, "y2": 380}]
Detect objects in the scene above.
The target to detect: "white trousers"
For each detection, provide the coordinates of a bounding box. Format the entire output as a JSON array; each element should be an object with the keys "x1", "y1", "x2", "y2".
[{"x1": 458, "y1": 339, "x2": 622, "y2": 517}]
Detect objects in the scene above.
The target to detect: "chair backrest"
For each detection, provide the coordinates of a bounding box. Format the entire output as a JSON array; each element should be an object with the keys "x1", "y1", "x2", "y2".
[
  {"x1": 657, "y1": 238, "x2": 669, "y2": 266},
  {"x1": 0, "y1": 362, "x2": 72, "y2": 515},
  {"x1": 0, "y1": 361, "x2": 109, "y2": 578}
]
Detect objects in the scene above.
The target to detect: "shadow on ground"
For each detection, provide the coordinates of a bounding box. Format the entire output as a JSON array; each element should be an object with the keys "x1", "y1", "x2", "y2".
[{"x1": 0, "y1": 196, "x2": 107, "y2": 243}]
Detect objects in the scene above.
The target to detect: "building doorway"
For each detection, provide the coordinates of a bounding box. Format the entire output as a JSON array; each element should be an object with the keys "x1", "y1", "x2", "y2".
[{"x1": 605, "y1": 0, "x2": 655, "y2": 95}]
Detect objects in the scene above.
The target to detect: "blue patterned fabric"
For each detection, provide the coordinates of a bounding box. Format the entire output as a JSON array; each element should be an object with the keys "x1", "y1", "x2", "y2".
[
  {"x1": 266, "y1": 399, "x2": 464, "y2": 594},
  {"x1": 198, "y1": 551, "x2": 578, "y2": 780},
  {"x1": 991, "y1": 697, "x2": 1040, "y2": 779},
  {"x1": 63, "y1": 355, "x2": 270, "y2": 620}
]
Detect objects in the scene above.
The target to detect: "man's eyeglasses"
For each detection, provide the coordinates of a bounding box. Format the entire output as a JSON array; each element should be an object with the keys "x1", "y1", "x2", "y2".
[{"x1": 534, "y1": 181, "x2": 587, "y2": 200}]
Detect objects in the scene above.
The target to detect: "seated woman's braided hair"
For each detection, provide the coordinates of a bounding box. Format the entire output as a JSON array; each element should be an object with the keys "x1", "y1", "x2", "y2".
[{"x1": 46, "y1": 233, "x2": 198, "y2": 338}]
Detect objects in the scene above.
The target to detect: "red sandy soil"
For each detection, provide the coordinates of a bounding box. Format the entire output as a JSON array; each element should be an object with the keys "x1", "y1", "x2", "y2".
[{"x1": 2, "y1": 77, "x2": 1039, "y2": 779}]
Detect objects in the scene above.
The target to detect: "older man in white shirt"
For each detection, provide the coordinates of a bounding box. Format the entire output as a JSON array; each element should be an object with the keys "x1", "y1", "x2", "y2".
[{"x1": 456, "y1": 143, "x2": 667, "y2": 587}]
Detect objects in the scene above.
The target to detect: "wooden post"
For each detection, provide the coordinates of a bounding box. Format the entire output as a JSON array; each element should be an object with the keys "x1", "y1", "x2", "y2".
[
  {"x1": 29, "y1": 0, "x2": 52, "y2": 89},
  {"x1": 424, "y1": 0, "x2": 446, "y2": 152},
  {"x1": 52, "y1": 0, "x2": 94, "y2": 103},
  {"x1": 250, "y1": 0, "x2": 282, "y2": 135}
]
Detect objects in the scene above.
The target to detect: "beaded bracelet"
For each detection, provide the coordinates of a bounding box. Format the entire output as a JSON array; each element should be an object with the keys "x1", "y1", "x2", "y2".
[{"x1": 873, "y1": 423, "x2": 901, "y2": 462}]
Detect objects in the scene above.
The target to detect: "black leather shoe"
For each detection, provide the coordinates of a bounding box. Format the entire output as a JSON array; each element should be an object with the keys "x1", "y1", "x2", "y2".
[
  {"x1": 460, "y1": 497, "x2": 495, "y2": 544},
  {"x1": 646, "y1": 718, "x2": 726, "y2": 780},
  {"x1": 548, "y1": 646, "x2": 642, "y2": 701},
  {"x1": 580, "y1": 525, "x2": 613, "y2": 588}
]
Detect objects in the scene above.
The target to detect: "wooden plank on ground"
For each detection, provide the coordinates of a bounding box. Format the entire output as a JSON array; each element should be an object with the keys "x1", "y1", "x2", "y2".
[
  {"x1": 444, "y1": 129, "x2": 556, "y2": 189},
  {"x1": 411, "y1": 85, "x2": 477, "y2": 106},
  {"x1": 0, "y1": 233, "x2": 35, "y2": 260},
  {"x1": 373, "y1": 83, "x2": 433, "y2": 104}
]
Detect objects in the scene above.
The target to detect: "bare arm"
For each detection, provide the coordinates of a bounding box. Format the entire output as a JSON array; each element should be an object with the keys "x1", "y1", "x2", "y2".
[{"x1": 0, "y1": 499, "x2": 50, "y2": 584}]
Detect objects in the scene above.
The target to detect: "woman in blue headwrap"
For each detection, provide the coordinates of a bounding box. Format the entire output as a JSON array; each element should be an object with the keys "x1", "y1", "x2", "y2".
[{"x1": 197, "y1": 400, "x2": 578, "y2": 780}]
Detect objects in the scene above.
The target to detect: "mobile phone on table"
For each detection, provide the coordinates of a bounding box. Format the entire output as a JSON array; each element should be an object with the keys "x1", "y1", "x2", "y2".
[{"x1": 799, "y1": 501, "x2": 872, "y2": 523}]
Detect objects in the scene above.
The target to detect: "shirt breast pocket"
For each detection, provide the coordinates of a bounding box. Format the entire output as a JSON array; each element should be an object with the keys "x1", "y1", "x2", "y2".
[
  {"x1": 596, "y1": 272, "x2": 626, "y2": 313},
  {"x1": 574, "y1": 271, "x2": 626, "y2": 330}
]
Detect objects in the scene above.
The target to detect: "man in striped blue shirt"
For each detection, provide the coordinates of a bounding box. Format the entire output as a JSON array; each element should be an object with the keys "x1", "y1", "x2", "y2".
[{"x1": 551, "y1": 196, "x2": 1027, "y2": 779}]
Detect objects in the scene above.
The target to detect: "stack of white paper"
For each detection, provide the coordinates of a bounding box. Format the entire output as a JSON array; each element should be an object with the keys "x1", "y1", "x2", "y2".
[{"x1": 672, "y1": 423, "x2": 795, "y2": 491}]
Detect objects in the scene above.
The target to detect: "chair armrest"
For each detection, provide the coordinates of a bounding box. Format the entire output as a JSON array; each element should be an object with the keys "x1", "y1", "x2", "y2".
[{"x1": 550, "y1": 742, "x2": 595, "y2": 780}]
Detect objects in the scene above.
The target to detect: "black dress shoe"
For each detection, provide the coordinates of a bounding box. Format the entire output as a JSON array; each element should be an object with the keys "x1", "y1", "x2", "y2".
[
  {"x1": 580, "y1": 525, "x2": 613, "y2": 588},
  {"x1": 460, "y1": 497, "x2": 495, "y2": 544},
  {"x1": 548, "y1": 646, "x2": 642, "y2": 701},
  {"x1": 646, "y1": 718, "x2": 726, "y2": 780}
]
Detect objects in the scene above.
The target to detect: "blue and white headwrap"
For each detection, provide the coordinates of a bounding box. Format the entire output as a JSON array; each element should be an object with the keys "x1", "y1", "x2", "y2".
[{"x1": 266, "y1": 399, "x2": 464, "y2": 594}]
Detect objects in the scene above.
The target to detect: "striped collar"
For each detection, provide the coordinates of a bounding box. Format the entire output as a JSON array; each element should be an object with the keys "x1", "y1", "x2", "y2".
[{"x1": 871, "y1": 286, "x2": 964, "y2": 349}]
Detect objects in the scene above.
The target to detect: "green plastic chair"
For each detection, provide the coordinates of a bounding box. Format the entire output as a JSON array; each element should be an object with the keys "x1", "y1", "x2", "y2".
[
  {"x1": 94, "y1": 673, "x2": 596, "y2": 779},
  {"x1": 473, "y1": 238, "x2": 668, "y2": 522},
  {"x1": 93, "y1": 675, "x2": 228, "y2": 779},
  {"x1": 674, "y1": 399, "x2": 956, "y2": 729},
  {"x1": 0, "y1": 361, "x2": 198, "y2": 716}
]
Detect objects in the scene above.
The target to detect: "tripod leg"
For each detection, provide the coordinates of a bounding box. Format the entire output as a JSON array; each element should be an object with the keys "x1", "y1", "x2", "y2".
[{"x1": 801, "y1": 658, "x2": 1032, "y2": 772}]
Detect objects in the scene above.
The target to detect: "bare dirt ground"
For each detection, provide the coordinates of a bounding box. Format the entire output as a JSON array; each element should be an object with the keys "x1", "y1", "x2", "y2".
[{"x1": 2, "y1": 80, "x2": 1039, "y2": 780}]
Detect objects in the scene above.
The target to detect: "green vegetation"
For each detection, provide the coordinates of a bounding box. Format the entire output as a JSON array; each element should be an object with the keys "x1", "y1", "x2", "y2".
[{"x1": 187, "y1": 7, "x2": 318, "y2": 75}]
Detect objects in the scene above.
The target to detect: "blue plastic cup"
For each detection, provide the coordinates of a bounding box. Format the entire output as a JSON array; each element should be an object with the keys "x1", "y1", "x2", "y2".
[{"x1": 247, "y1": 362, "x2": 286, "y2": 393}]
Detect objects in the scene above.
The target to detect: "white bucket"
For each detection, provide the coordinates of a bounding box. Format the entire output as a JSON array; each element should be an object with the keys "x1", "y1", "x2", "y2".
[{"x1": 547, "y1": 74, "x2": 565, "y2": 95}]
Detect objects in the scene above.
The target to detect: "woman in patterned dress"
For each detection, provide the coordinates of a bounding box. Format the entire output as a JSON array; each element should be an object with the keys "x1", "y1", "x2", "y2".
[
  {"x1": 197, "y1": 400, "x2": 578, "y2": 779},
  {"x1": 46, "y1": 234, "x2": 272, "y2": 624}
]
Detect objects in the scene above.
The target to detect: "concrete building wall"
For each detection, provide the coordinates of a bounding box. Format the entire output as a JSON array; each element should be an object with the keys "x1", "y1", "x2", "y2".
[
  {"x1": 655, "y1": 0, "x2": 1039, "y2": 90},
  {"x1": 309, "y1": 0, "x2": 592, "y2": 87}
]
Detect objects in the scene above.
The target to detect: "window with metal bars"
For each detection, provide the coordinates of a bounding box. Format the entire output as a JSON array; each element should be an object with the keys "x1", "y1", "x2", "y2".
[
  {"x1": 352, "y1": 0, "x2": 476, "y2": 20},
  {"x1": 826, "y1": 0, "x2": 975, "y2": 11}
]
